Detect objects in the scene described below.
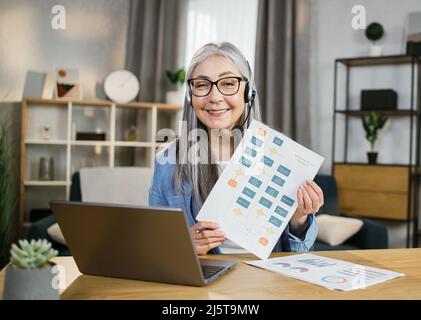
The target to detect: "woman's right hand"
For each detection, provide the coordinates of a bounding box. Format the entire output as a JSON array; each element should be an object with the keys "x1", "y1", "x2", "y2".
[{"x1": 191, "y1": 221, "x2": 225, "y2": 255}]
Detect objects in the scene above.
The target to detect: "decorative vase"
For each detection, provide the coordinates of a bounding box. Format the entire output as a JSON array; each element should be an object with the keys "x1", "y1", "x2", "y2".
[
  {"x1": 2, "y1": 263, "x2": 60, "y2": 300},
  {"x1": 124, "y1": 125, "x2": 141, "y2": 141},
  {"x1": 38, "y1": 157, "x2": 54, "y2": 181},
  {"x1": 165, "y1": 90, "x2": 184, "y2": 105},
  {"x1": 42, "y1": 126, "x2": 51, "y2": 140},
  {"x1": 367, "y1": 152, "x2": 378, "y2": 165},
  {"x1": 369, "y1": 43, "x2": 382, "y2": 57}
]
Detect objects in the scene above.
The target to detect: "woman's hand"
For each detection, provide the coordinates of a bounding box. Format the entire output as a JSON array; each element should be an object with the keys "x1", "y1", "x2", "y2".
[
  {"x1": 290, "y1": 180, "x2": 324, "y2": 235},
  {"x1": 191, "y1": 221, "x2": 225, "y2": 255}
]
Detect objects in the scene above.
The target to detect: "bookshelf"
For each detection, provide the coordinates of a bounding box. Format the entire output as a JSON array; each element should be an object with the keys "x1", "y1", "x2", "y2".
[
  {"x1": 331, "y1": 55, "x2": 421, "y2": 247},
  {"x1": 19, "y1": 98, "x2": 182, "y2": 235}
]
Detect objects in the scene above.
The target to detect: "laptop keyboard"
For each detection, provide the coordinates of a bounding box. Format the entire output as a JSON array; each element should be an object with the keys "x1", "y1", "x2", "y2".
[{"x1": 201, "y1": 265, "x2": 225, "y2": 279}]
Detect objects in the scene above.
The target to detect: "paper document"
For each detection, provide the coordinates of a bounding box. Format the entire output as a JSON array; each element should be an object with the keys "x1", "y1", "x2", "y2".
[
  {"x1": 196, "y1": 120, "x2": 324, "y2": 259},
  {"x1": 244, "y1": 253, "x2": 405, "y2": 291}
]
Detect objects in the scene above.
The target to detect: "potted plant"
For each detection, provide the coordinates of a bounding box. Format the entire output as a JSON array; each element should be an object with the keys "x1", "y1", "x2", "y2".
[
  {"x1": 2, "y1": 239, "x2": 59, "y2": 300},
  {"x1": 165, "y1": 68, "x2": 186, "y2": 105},
  {"x1": 362, "y1": 112, "x2": 388, "y2": 164},
  {"x1": 0, "y1": 119, "x2": 16, "y2": 269},
  {"x1": 365, "y1": 22, "x2": 384, "y2": 56}
]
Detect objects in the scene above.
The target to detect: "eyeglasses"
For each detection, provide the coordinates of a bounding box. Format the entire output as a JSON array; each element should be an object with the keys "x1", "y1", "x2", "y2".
[{"x1": 188, "y1": 76, "x2": 245, "y2": 97}]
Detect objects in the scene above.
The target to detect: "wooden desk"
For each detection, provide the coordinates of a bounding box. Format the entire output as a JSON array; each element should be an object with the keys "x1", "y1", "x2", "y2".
[{"x1": 1, "y1": 249, "x2": 421, "y2": 299}]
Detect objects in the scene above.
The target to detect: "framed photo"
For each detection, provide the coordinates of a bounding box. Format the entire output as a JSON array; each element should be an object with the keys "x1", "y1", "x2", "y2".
[
  {"x1": 55, "y1": 68, "x2": 82, "y2": 99},
  {"x1": 22, "y1": 71, "x2": 46, "y2": 98}
]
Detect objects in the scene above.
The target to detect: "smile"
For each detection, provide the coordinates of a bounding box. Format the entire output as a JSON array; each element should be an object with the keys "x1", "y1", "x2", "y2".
[{"x1": 206, "y1": 109, "x2": 230, "y2": 116}]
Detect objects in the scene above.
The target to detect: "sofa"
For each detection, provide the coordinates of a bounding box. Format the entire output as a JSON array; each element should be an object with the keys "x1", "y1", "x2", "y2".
[
  {"x1": 28, "y1": 172, "x2": 389, "y2": 255},
  {"x1": 313, "y1": 175, "x2": 388, "y2": 250}
]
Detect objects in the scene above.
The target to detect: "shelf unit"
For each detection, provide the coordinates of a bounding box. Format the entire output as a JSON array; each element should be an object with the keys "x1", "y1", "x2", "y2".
[
  {"x1": 331, "y1": 55, "x2": 421, "y2": 248},
  {"x1": 19, "y1": 98, "x2": 182, "y2": 236}
]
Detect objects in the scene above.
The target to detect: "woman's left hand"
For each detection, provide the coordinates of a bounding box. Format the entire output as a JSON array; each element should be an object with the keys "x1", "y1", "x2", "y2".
[{"x1": 290, "y1": 180, "x2": 324, "y2": 234}]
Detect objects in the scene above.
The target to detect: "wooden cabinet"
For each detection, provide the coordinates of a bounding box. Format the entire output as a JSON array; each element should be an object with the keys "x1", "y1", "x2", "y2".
[{"x1": 333, "y1": 164, "x2": 416, "y2": 220}]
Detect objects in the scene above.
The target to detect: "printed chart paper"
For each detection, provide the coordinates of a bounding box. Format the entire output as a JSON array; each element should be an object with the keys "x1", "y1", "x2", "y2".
[
  {"x1": 244, "y1": 253, "x2": 405, "y2": 291},
  {"x1": 196, "y1": 120, "x2": 324, "y2": 259}
]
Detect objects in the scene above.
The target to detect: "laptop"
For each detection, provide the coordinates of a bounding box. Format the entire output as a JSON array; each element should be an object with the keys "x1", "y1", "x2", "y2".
[{"x1": 50, "y1": 201, "x2": 236, "y2": 286}]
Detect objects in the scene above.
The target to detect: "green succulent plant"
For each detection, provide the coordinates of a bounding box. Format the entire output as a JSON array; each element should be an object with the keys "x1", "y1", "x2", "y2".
[
  {"x1": 365, "y1": 22, "x2": 384, "y2": 42},
  {"x1": 10, "y1": 239, "x2": 58, "y2": 269},
  {"x1": 362, "y1": 112, "x2": 388, "y2": 152},
  {"x1": 166, "y1": 68, "x2": 186, "y2": 88}
]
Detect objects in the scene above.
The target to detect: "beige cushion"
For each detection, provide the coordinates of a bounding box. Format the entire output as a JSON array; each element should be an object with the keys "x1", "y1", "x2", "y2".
[
  {"x1": 47, "y1": 167, "x2": 154, "y2": 247},
  {"x1": 316, "y1": 214, "x2": 363, "y2": 246},
  {"x1": 47, "y1": 223, "x2": 67, "y2": 246},
  {"x1": 80, "y1": 167, "x2": 153, "y2": 206}
]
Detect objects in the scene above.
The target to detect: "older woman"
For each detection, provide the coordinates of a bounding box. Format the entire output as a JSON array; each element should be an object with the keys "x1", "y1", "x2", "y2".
[{"x1": 149, "y1": 42, "x2": 323, "y2": 255}]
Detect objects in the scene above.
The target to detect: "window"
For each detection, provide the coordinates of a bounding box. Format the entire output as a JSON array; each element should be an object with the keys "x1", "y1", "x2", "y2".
[{"x1": 185, "y1": 0, "x2": 259, "y2": 72}]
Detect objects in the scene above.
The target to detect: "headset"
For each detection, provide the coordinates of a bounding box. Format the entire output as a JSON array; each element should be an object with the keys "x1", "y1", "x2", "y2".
[
  {"x1": 236, "y1": 75, "x2": 256, "y2": 132},
  {"x1": 186, "y1": 60, "x2": 256, "y2": 133}
]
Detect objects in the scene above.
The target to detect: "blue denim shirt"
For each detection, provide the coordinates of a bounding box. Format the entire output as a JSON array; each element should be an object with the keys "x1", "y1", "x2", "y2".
[{"x1": 148, "y1": 144, "x2": 317, "y2": 253}]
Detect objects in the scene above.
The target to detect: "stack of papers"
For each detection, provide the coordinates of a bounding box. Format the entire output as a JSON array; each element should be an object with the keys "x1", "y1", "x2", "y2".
[{"x1": 244, "y1": 253, "x2": 405, "y2": 291}]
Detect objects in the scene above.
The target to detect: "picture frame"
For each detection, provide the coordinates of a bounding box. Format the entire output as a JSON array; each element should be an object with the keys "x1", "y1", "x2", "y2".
[{"x1": 54, "y1": 68, "x2": 82, "y2": 99}]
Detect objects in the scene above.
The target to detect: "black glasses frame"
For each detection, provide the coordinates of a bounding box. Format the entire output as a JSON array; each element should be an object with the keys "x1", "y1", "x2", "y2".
[{"x1": 188, "y1": 76, "x2": 245, "y2": 97}]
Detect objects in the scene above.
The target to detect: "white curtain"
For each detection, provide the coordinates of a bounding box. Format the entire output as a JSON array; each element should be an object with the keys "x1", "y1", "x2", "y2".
[{"x1": 184, "y1": 0, "x2": 259, "y2": 70}]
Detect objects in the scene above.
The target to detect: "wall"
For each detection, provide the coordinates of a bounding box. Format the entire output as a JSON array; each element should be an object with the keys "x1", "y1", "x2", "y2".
[
  {"x1": 310, "y1": 0, "x2": 421, "y2": 247},
  {"x1": 0, "y1": 0, "x2": 130, "y2": 101},
  {"x1": 310, "y1": 0, "x2": 421, "y2": 171},
  {"x1": 0, "y1": 0, "x2": 130, "y2": 245}
]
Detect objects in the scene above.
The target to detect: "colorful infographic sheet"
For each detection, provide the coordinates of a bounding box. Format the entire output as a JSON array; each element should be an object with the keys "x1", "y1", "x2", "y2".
[
  {"x1": 244, "y1": 253, "x2": 405, "y2": 291},
  {"x1": 196, "y1": 120, "x2": 324, "y2": 259}
]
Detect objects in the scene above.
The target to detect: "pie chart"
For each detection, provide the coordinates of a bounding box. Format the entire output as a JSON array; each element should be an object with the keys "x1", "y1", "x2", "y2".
[
  {"x1": 289, "y1": 267, "x2": 309, "y2": 272},
  {"x1": 321, "y1": 276, "x2": 347, "y2": 284},
  {"x1": 271, "y1": 262, "x2": 290, "y2": 268}
]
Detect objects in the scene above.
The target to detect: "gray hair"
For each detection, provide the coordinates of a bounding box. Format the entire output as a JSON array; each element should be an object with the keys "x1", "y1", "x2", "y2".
[{"x1": 174, "y1": 42, "x2": 261, "y2": 208}]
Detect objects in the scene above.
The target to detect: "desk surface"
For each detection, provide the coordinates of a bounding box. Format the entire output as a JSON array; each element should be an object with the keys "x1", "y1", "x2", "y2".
[{"x1": 1, "y1": 248, "x2": 421, "y2": 299}]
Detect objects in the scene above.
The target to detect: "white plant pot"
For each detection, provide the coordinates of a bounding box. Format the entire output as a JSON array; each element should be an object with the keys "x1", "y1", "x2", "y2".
[
  {"x1": 369, "y1": 44, "x2": 382, "y2": 57},
  {"x1": 2, "y1": 263, "x2": 60, "y2": 300},
  {"x1": 165, "y1": 91, "x2": 185, "y2": 105}
]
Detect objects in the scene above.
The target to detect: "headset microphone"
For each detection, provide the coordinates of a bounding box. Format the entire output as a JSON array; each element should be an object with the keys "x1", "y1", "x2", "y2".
[{"x1": 232, "y1": 82, "x2": 256, "y2": 134}]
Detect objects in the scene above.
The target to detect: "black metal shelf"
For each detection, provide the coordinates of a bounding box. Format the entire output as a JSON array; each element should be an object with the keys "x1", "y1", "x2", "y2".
[
  {"x1": 332, "y1": 54, "x2": 420, "y2": 248},
  {"x1": 336, "y1": 55, "x2": 421, "y2": 67},
  {"x1": 335, "y1": 109, "x2": 418, "y2": 117}
]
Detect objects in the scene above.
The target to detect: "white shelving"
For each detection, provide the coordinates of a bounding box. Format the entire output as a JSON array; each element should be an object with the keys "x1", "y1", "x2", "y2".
[
  {"x1": 24, "y1": 181, "x2": 68, "y2": 186},
  {"x1": 114, "y1": 141, "x2": 154, "y2": 147},
  {"x1": 70, "y1": 141, "x2": 111, "y2": 146},
  {"x1": 20, "y1": 98, "x2": 182, "y2": 234},
  {"x1": 25, "y1": 139, "x2": 67, "y2": 145}
]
